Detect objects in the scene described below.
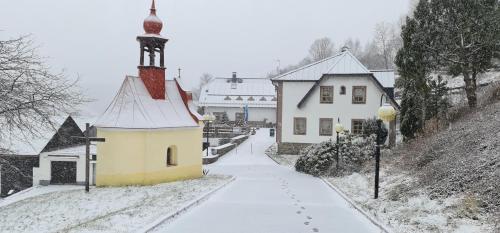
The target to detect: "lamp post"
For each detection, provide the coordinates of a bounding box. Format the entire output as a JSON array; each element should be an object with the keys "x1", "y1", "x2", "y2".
[
  {"x1": 374, "y1": 102, "x2": 396, "y2": 199},
  {"x1": 334, "y1": 118, "x2": 344, "y2": 172},
  {"x1": 203, "y1": 113, "x2": 216, "y2": 157}
]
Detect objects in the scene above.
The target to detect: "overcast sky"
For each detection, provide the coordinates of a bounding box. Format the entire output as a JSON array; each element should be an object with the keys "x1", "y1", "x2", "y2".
[{"x1": 0, "y1": 0, "x2": 410, "y2": 119}]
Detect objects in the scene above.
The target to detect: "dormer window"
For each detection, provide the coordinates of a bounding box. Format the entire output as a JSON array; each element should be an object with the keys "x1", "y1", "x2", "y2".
[
  {"x1": 259, "y1": 96, "x2": 267, "y2": 101},
  {"x1": 224, "y1": 96, "x2": 231, "y2": 100},
  {"x1": 236, "y1": 96, "x2": 243, "y2": 101},
  {"x1": 271, "y1": 97, "x2": 277, "y2": 101},
  {"x1": 248, "y1": 96, "x2": 255, "y2": 101}
]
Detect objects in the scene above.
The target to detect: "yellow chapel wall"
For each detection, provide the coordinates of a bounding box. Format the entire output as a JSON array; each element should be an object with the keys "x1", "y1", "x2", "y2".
[{"x1": 95, "y1": 126, "x2": 203, "y2": 186}]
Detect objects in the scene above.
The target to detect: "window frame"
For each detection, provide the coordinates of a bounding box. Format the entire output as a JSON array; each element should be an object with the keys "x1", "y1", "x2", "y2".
[
  {"x1": 351, "y1": 119, "x2": 365, "y2": 135},
  {"x1": 319, "y1": 118, "x2": 333, "y2": 136},
  {"x1": 352, "y1": 86, "x2": 367, "y2": 104},
  {"x1": 319, "y1": 86, "x2": 334, "y2": 104},
  {"x1": 293, "y1": 117, "x2": 307, "y2": 135}
]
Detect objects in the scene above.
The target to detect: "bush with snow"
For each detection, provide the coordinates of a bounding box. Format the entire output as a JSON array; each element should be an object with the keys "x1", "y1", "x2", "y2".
[{"x1": 295, "y1": 134, "x2": 375, "y2": 177}]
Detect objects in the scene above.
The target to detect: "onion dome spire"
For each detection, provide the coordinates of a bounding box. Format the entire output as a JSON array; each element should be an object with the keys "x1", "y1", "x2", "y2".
[{"x1": 143, "y1": 0, "x2": 163, "y2": 35}]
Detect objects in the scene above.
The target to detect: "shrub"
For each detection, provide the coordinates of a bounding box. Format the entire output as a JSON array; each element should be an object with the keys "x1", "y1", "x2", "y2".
[
  {"x1": 295, "y1": 134, "x2": 375, "y2": 177},
  {"x1": 362, "y1": 117, "x2": 388, "y2": 144}
]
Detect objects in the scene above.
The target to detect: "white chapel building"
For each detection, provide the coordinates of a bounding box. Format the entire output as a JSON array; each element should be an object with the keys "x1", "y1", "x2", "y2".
[
  {"x1": 198, "y1": 72, "x2": 277, "y2": 126},
  {"x1": 271, "y1": 48, "x2": 399, "y2": 154}
]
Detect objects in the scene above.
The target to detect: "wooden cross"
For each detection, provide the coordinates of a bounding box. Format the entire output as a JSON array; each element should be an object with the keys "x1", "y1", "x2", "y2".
[{"x1": 73, "y1": 123, "x2": 105, "y2": 192}]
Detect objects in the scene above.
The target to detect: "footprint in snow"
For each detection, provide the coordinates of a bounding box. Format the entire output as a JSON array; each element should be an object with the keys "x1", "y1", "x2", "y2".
[
  {"x1": 306, "y1": 216, "x2": 312, "y2": 220},
  {"x1": 304, "y1": 221, "x2": 310, "y2": 225},
  {"x1": 301, "y1": 206, "x2": 306, "y2": 210},
  {"x1": 296, "y1": 210, "x2": 302, "y2": 214},
  {"x1": 312, "y1": 228, "x2": 319, "y2": 232}
]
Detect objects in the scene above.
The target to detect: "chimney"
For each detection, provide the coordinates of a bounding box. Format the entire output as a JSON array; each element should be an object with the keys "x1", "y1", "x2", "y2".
[
  {"x1": 232, "y1": 72, "x2": 237, "y2": 83},
  {"x1": 231, "y1": 72, "x2": 237, "y2": 89}
]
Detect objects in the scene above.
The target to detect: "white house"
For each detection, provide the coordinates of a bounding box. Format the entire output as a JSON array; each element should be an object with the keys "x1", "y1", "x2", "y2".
[
  {"x1": 33, "y1": 144, "x2": 97, "y2": 186},
  {"x1": 198, "y1": 72, "x2": 276, "y2": 126},
  {"x1": 271, "y1": 48, "x2": 399, "y2": 154}
]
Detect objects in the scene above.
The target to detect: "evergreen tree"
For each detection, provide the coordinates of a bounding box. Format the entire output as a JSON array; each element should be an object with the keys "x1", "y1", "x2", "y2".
[
  {"x1": 426, "y1": 75, "x2": 449, "y2": 122},
  {"x1": 395, "y1": 12, "x2": 431, "y2": 139},
  {"x1": 399, "y1": 78, "x2": 424, "y2": 139},
  {"x1": 420, "y1": 0, "x2": 499, "y2": 108}
]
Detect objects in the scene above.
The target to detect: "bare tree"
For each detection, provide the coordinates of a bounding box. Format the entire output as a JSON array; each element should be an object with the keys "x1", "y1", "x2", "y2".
[
  {"x1": 374, "y1": 22, "x2": 402, "y2": 69},
  {"x1": 0, "y1": 35, "x2": 88, "y2": 149},
  {"x1": 343, "y1": 38, "x2": 363, "y2": 57},
  {"x1": 192, "y1": 73, "x2": 214, "y2": 100},
  {"x1": 309, "y1": 37, "x2": 335, "y2": 62}
]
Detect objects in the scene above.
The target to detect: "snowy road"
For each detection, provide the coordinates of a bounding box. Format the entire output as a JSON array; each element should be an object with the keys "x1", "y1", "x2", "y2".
[{"x1": 153, "y1": 129, "x2": 382, "y2": 233}]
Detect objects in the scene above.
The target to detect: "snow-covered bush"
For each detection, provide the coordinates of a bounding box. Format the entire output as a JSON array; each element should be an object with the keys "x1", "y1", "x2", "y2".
[
  {"x1": 295, "y1": 134, "x2": 375, "y2": 177},
  {"x1": 295, "y1": 140, "x2": 336, "y2": 177}
]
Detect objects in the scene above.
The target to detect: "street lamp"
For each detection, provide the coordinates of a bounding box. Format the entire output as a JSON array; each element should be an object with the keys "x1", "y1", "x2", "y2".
[
  {"x1": 202, "y1": 113, "x2": 216, "y2": 157},
  {"x1": 374, "y1": 102, "x2": 396, "y2": 199},
  {"x1": 335, "y1": 118, "x2": 344, "y2": 172}
]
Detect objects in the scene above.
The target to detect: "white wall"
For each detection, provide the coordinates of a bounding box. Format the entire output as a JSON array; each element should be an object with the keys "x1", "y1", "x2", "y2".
[
  {"x1": 33, "y1": 154, "x2": 95, "y2": 186},
  {"x1": 206, "y1": 106, "x2": 276, "y2": 123},
  {"x1": 281, "y1": 76, "x2": 390, "y2": 144}
]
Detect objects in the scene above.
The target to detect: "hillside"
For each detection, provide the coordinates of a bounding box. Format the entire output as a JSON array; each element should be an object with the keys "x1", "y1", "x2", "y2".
[{"x1": 328, "y1": 98, "x2": 500, "y2": 232}]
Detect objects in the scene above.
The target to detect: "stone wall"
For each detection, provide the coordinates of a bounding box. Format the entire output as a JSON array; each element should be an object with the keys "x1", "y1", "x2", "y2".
[
  {"x1": 0, "y1": 155, "x2": 39, "y2": 197},
  {"x1": 277, "y1": 142, "x2": 312, "y2": 155}
]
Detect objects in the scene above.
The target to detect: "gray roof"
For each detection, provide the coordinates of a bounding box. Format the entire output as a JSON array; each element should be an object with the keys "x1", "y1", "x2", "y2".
[
  {"x1": 198, "y1": 77, "x2": 276, "y2": 108},
  {"x1": 271, "y1": 50, "x2": 395, "y2": 88}
]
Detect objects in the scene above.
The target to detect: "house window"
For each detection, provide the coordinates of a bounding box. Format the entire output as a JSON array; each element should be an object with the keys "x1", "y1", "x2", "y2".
[
  {"x1": 319, "y1": 118, "x2": 333, "y2": 136},
  {"x1": 166, "y1": 147, "x2": 177, "y2": 166},
  {"x1": 351, "y1": 119, "x2": 364, "y2": 135},
  {"x1": 294, "y1": 117, "x2": 307, "y2": 135},
  {"x1": 320, "y1": 86, "x2": 334, "y2": 103},
  {"x1": 340, "y1": 86, "x2": 346, "y2": 95},
  {"x1": 352, "y1": 86, "x2": 367, "y2": 104}
]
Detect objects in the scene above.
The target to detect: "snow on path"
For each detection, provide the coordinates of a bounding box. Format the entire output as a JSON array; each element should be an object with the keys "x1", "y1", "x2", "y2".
[{"x1": 152, "y1": 129, "x2": 382, "y2": 233}]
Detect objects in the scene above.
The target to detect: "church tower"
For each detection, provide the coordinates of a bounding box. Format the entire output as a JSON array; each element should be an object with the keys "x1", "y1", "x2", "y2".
[{"x1": 137, "y1": 0, "x2": 168, "y2": 99}]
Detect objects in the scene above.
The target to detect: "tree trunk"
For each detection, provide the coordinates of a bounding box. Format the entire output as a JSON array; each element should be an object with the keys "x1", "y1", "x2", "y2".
[{"x1": 463, "y1": 72, "x2": 477, "y2": 108}]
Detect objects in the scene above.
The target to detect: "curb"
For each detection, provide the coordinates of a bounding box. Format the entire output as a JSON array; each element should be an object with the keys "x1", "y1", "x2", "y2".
[
  {"x1": 320, "y1": 177, "x2": 393, "y2": 233},
  {"x1": 139, "y1": 176, "x2": 236, "y2": 233}
]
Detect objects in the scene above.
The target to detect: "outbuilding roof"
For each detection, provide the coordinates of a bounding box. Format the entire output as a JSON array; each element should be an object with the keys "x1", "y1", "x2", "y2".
[
  {"x1": 94, "y1": 76, "x2": 199, "y2": 129},
  {"x1": 198, "y1": 77, "x2": 276, "y2": 108}
]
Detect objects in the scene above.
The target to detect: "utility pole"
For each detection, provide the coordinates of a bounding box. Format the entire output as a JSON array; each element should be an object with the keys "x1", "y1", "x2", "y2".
[{"x1": 178, "y1": 67, "x2": 181, "y2": 79}]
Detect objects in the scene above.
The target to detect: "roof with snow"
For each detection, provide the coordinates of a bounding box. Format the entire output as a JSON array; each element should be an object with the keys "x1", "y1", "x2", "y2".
[
  {"x1": 95, "y1": 76, "x2": 199, "y2": 129},
  {"x1": 198, "y1": 77, "x2": 277, "y2": 108},
  {"x1": 0, "y1": 116, "x2": 85, "y2": 156},
  {"x1": 271, "y1": 50, "x2": 395, "y2": 88}
]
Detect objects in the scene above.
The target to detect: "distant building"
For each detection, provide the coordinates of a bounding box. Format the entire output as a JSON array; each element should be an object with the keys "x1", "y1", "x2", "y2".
[
  {"x1": 93, "y1": 1, "x2": 203, "y2": 186},
  {"x1": 198, "y1": 72, "x2": 277, "y2": 126},
  {"x1": 271, "y1": 49, "x2": 399, "y2": 154},
  {"x1": 0, "y1": 116, "x2": 87, "y2": 196}
]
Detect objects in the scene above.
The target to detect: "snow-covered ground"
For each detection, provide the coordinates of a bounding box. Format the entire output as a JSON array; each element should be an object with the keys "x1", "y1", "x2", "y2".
[
  {"x1": 265, "y1": 144, "x2": 495, "y2": 232},
  {"x1": 152, "y1": 129, "x2": 383, "y2": 233},
  {"x1": 328, "y1": 172, "x2": 494, "y2": 233},
  {"x1": 0, "y1": 175, "x2": 231, "y2": 233}
]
